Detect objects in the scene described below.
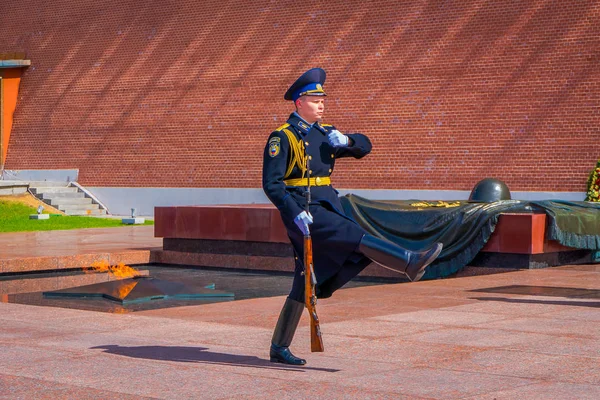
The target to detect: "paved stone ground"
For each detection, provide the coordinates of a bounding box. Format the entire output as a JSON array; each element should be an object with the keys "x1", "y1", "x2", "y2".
[
  {"x1": 0, "y1": 226, "x2": 161, "y2": 259},
  {"x1": 0, "y1": 227, "x2": 161, "y2": 274},
  {"x1": 0, "y1": 227, "x2": 598, "y2": 398},
  {"x1": 1, "y1": 262, "x2": 599, "y2": 399}
]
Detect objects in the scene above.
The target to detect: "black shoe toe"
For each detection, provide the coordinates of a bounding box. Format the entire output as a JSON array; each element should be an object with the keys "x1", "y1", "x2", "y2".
[
  {"x1": 270, "y1": 345, "x2": 306, "y2": 365},
  {"x1": 406, "y1": 242, "x2": 443, "y2": 282}
]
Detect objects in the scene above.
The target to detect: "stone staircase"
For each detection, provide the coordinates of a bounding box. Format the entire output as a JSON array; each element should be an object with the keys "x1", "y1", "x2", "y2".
[{"x1": 28, "y1": 182, "x2": 107, "y2": 216}]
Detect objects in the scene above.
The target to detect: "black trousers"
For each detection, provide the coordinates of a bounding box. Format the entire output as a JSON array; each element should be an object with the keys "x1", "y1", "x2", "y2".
[{"x1": 288, "y1": 250, "x2": 370, "y2": 302}]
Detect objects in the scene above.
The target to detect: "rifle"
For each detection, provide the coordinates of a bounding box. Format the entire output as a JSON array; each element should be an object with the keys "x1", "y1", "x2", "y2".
[{"x1": 304, "y1": 148, "x2": 324, "y2": 353}]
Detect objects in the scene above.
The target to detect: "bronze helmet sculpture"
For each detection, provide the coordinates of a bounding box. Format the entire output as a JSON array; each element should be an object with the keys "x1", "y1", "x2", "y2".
[{"x1": 468, "y1": 178, "x2": 511, "y2": 202}]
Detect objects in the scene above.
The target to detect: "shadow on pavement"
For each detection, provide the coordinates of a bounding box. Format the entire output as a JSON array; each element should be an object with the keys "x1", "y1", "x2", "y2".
[
  {"x1": 470, "y1": 285, "x2": 600, "y2": 299},
  {"x1": 91, "y1": 345, "x2": 340, "y2": 373},
  {"x1": 472, "y1": 296, "x2": 600, "y2": 308}
]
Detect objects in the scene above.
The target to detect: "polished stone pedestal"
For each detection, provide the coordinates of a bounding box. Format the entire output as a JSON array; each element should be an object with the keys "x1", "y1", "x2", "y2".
[
  {"x1": 154, "y1": 205, "x2": 589, "y2": 277},
  {"x1": 155, "y1": 204, "x2": 288, "y2": 242},
  {"x1": 473, "y1": 213, "x2": 592, "y2": 269}
]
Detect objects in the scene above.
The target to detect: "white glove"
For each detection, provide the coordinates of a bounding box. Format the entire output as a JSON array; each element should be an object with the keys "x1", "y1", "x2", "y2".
[
  {"x1": 327, "y1": 130, "x2": 349, "y2": 147},
  {"x1": 294, "y1": 211, "x2": 313, "y2": 235}
]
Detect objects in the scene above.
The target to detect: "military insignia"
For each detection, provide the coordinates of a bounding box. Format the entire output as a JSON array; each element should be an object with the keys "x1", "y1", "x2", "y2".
[
  {"x1": 316, "y1": 83, "x2": 322, "y2": 91},
  {"x1": 297, "y1": 120, "x2": 310, "y2": 132},
  {"x1": 268, "y1": 137, "x2": 281, "y2": 157}
]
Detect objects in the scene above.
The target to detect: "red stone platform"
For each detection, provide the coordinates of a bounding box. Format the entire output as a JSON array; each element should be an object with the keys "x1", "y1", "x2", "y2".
[
  {"x1": 0, "y1": 226, "x2": 161, "y2": 275},
  {"x1": 155, "y1": 204, "x2": 288, "y2": 243},
  {"x1": 154, "y1": 205, "x2": 587, "y2": 276},
  {"x1": 480, "y1": 213, "x2": 572, "y2": 254}
]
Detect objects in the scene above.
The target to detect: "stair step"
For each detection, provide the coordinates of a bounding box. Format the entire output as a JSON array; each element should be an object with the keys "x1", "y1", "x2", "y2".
[
  {"x1": 28, "y1": 181, "x2": 108, "y2": 216},
  {"x1": 45, "y1": 197, "x2": 93, "y2": 206},
  {"x1": 27, "y1": 181, "x2": 69, "y2": 187},
  {"x1": 41, "y1": 192, "x2": 85, "y2": 199},
  {"x1": 30, "y1": 187, "x2": 79, "y2": 194},
  {"x1": 59, "y1": 203, "x2": 99, "y2": 211}
]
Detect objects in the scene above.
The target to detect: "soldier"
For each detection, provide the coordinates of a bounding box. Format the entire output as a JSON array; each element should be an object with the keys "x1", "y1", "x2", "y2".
[{"x1": 263, "y1": 68, "x2": 443, "y2": 365}]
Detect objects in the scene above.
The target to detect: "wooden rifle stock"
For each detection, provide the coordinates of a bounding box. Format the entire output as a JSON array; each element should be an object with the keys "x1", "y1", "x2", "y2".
[
  {"x1": 303, "y1": 139, "x2": 324, "y2": 352},
  {"x1": 304, "y1": 234, "x2": 324, "y2": 352}
]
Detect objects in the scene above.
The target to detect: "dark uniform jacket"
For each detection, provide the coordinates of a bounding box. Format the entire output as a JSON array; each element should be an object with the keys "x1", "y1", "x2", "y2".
[{"x1": 262, "y1": 113, "x2": 373, "y2": 298}]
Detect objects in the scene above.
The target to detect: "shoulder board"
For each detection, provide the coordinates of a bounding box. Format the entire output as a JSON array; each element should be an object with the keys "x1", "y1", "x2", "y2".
[
  {"x1": 320, "y1": 124, "x2": 333, "y2": 127},
  {"x1": 275, "y1": 123, "x2": 290, "y2": 132}
]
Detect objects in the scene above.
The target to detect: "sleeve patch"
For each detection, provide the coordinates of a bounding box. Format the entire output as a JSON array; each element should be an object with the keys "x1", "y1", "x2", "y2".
[{"x1": 268, "y1": 137, "x2": 281, "y2": 157}]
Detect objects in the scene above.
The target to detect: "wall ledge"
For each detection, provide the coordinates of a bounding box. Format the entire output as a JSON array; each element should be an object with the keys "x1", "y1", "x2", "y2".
[{"x1": 0, "y1": 60, "x2": 31, "y2": 68}]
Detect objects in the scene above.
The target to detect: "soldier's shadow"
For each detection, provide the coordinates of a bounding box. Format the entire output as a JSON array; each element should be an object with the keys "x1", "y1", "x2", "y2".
[{"x1": 91, "y1": 345, "x2": 339, "y2": 373}]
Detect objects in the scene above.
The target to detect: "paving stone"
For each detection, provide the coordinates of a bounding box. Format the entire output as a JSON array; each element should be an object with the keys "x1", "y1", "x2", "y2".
[{"x1": 0, "y1": 225, "x2": 598, "y2": 399}]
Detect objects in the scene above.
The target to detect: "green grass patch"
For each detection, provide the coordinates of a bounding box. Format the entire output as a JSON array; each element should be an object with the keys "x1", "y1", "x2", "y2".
[{"x1": 0, "y1": 200, "x2": 153, "y2": 233}]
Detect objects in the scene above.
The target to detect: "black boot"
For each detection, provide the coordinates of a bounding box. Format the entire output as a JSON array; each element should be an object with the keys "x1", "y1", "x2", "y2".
[
  {"x1": 270, "y1": 297, "x2": 306, "y2": 365},
  {"x1": 359, "y1": 235, "x2": 443, "y2": 282}
]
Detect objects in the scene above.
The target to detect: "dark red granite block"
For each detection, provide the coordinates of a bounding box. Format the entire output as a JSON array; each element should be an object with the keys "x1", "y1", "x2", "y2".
[
  {"x1": 482, "y1": 232, "x2": 500, "y2": 252},
  {"x1": 269, "y1": 210, "x2": 289, "y2": 243},
  {"x1": 498, "y1": 213, "x2": 536, "y2": 254},
  {"x1": 245, "y1": 208, "x2": 275, "y2": 242},
  {"x1": 530, "y1": 213, "x2": 546, "y2": 254},
  {"x1": 175, "y1": 206, "x2": 207, "y2": 238},
  {"x1": 544, "y1": 240, "x2": 575, "y2": 252},
  {"x1": 156, "y1": 207, "x2": 574, "y2": 255},
  {"x1": 155, "y1": 250, "x2": 294, "y2": 272},
  {"x1": 482, "y1": 213, "x2": 547, "y2": 255},
  {"x1": 156, "y1": 248, "x2": 405, "y2": 279},
  {"x1": 154, "y1": 207, "x2": 177, "y2": 238},
  {"x1": 221, "y1": 207, "x2": 247, "y2": 240},
  {"x1": 154, "y1": 204, "x2": 289, "y2": 243},
  {"x1": 161, "y1": 238, "x2": 293, "y2": 257}
]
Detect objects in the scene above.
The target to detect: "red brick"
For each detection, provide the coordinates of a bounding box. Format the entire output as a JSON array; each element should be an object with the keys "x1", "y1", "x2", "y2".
[{"x1": 1, "y1": 1, "x2": 598, "y2": 192}]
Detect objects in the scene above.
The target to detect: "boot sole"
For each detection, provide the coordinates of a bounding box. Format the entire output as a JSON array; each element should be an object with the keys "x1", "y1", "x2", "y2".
[
  {"x1": 270, "y1": 357, "x2": 306, "y2": 365},
  {"x1": 409, "y1": 243, "x2": 443, "y2": 282}
]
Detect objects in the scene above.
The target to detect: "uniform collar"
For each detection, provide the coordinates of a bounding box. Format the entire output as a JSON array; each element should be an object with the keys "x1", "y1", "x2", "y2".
[
  {"x1": 287, "y1": 112, "x2": 313, "y2": 135},
  {"x1": 287, "y1": 113, "x2": 327, "y2": 135}
]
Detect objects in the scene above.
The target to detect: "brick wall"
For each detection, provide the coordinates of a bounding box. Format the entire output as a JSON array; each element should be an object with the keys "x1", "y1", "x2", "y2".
[{"x1": 1, "y1": 0, "x2": 599, "y2": 191}]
